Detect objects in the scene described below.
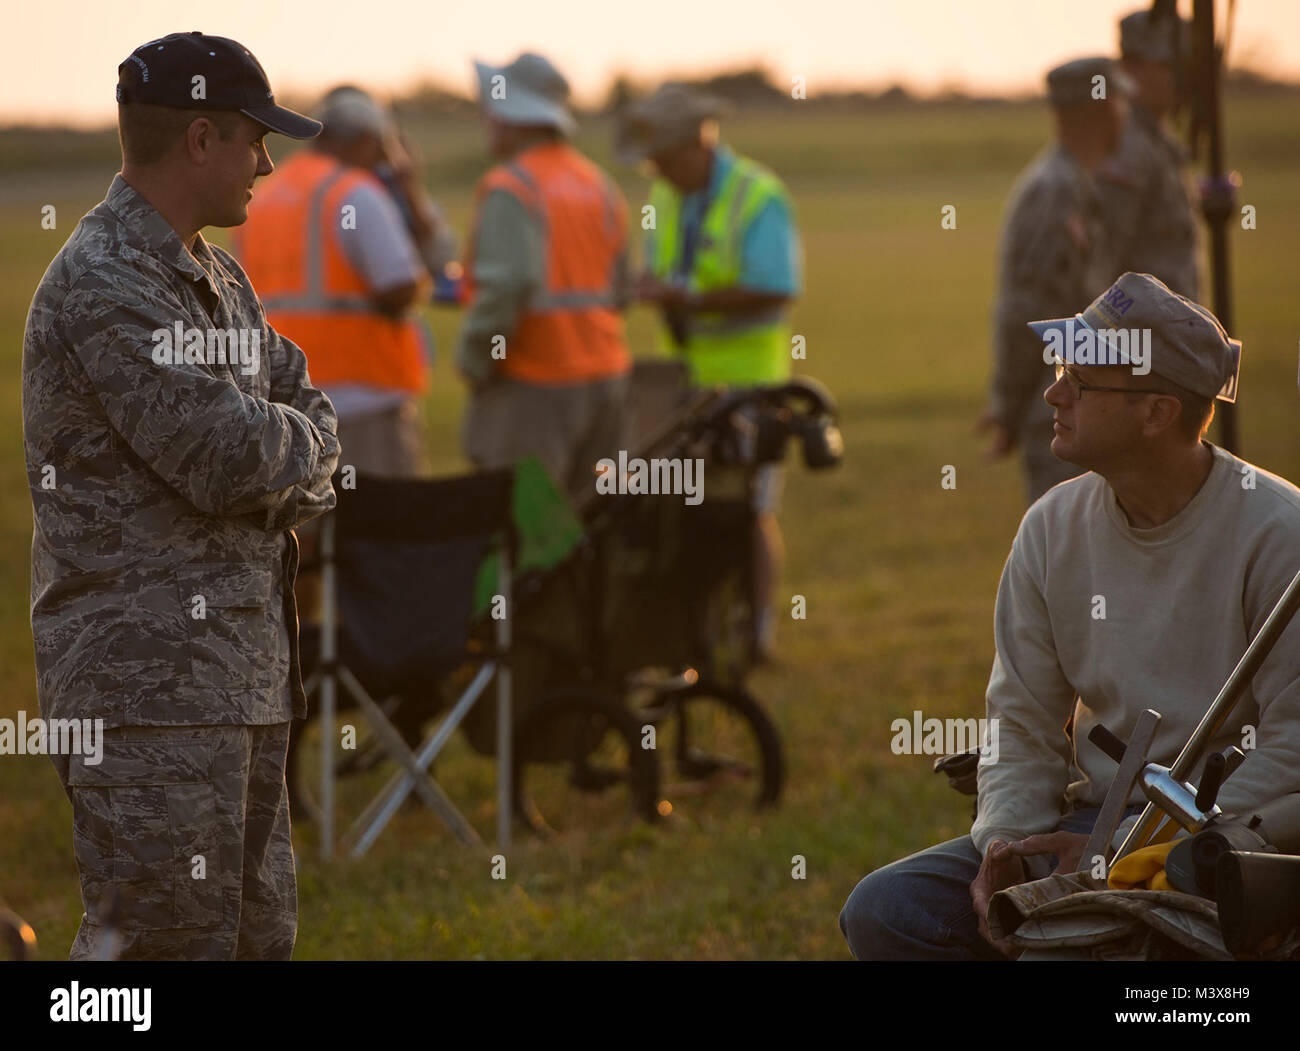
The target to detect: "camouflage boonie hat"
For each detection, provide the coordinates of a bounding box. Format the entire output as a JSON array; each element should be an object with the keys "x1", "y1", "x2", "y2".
[{"x1": 473, "y1": 52, "x2": 577, "y2": 136}]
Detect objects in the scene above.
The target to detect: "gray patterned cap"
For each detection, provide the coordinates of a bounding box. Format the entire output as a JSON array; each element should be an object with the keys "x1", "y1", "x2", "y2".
[{"x1": 1046, "y1": 56, "x2": 1133, "y2": 106}]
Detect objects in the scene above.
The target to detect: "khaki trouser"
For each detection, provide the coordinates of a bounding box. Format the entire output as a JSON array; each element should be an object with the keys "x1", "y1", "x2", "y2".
[
  {"x1": 462, "y1": 373, "x2": 629, "y2": 501},
  {"x1": 51, "y1": 722, "x2": 296, "y2": 961},
  {"x1": 334, "y1": 400, "x2": 430, "y2": 480}
]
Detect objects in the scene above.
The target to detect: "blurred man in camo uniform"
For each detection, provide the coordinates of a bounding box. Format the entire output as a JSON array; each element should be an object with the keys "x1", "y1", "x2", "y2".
[
  {"x1": 22, "y1": 32, "x2": 337, "y2": 960},
  {"x1": 1098, "y1": 8, "x2": 1200, "y2": 299},
  {"x1": 978, "y1": 58, "x2": 1128, "y2": 504}
]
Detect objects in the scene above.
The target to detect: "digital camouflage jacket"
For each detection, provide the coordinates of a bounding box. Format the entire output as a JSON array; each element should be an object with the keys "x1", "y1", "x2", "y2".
[{"x1": 23, "y1": 175, "x2": 339, "y2": 728}]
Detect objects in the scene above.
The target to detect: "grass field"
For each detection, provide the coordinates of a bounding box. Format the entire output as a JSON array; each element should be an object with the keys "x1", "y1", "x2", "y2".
[{"x1": 2, "y1": 94, "x2": 1298, "y2": 959}]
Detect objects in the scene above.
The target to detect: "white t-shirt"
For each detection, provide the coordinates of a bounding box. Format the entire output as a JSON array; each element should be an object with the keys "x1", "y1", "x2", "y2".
[{"x1": 329, "y1": 181, "x2": 427, "y2": 419}]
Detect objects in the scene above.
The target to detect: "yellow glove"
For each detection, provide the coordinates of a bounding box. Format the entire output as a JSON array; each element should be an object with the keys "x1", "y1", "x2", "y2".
[{"x1": 1108, "y1": 840, "x2": 1179, "y2": 891}]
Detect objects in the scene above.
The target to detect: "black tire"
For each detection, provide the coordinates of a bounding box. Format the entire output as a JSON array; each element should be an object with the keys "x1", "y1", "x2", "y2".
[
  {"x1": 511, "y1": 687, "x2": 661, "y2": 837},
  {"x1": 636, "y1": 679, "x2": 784, "y2": 813}
]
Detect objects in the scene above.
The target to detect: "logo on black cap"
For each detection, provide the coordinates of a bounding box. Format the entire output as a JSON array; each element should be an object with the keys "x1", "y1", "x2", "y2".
[{"x1": 117, "y1": 32, "x2": 320, "y2": 140}]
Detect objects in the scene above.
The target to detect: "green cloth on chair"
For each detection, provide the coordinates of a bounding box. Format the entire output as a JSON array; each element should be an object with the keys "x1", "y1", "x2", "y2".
[{"x1": 473, "y1": 456, "x2": 584, "y2": 617}]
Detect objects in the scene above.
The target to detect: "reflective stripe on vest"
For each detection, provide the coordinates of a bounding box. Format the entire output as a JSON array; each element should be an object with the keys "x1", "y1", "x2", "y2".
[
  {"x1": 462, "y1": 143, "x2": 630, "y2": 385},
  {"x1": 260, "y1": 164, "x2": 350, "y2": 312},
  {"x1": 647, "y1": 154, "x2": 791, "y2": 387},
  {"x1": 237, "y1": 152, "x2": 428, "y2": 394}
]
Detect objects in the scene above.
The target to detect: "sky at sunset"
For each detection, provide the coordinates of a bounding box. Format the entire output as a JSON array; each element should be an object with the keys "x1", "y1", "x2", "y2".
[{"x1": 6, "y1": 0, "x2": 1299, "y2": 126}]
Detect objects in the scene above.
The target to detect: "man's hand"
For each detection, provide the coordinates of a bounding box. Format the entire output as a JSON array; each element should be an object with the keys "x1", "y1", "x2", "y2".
[
  {"x1": 457, "y1": 364, "x2": 489, "y2": 395},
  {"x1": 1000, "y1": 831, "x2": 1090, "y2": 877},
  {"x1": 970, "y1": 839, "x2": 1026, "y2": 957},
  {"x1": 634, "y1": 273, "x2": 687, "y2": 308},
  {"x1": 380, "y1": 131, "x2": 418, "y2": 188},
  {"x1": 971, "y1": 831, "x2": 1092, "y2": 957},
  {"x1": 380, "y1": 132, "x2": 439, "y2": 245},
  {"x1": 975, "y1": 411, "x2": 1016, "y2": 461}
]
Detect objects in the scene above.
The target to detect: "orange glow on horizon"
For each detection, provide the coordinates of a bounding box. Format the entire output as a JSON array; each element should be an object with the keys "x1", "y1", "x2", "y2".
[{"x1": 5, "y1": 0, "x2": 1299, "y2": 127}]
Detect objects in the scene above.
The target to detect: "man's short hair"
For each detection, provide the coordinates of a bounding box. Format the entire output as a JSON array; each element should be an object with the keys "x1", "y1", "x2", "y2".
[
  {"x1": 1126, "y1": 371, "x2": 1214, "y2": 440},
  {"x1": 117, "y1": 66, "x2": 241, "y2": 165}
]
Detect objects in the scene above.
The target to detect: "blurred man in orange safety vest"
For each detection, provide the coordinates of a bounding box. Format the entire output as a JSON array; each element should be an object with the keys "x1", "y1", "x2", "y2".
[
  {"x1": 458, "y1": 53, "x2": 632, "y2": 500},
  {"x1": 235, "y1": 86, "x2": 448, "y2": 618},
  {"x1": 235, "y1": 85, "x2": 445, "y2": 481}
]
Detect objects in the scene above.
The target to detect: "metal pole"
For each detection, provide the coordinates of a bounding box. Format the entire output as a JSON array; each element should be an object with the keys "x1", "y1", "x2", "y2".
[
  {"x1": 347, "y1": 663, "x2": 497, "y2": 845},
  {"x1": 1194, "y1": 0, "x2": 1239, "y2": 452},
  {"x1": 496, "y1": 532, "x2": 513, "y2": 853}
]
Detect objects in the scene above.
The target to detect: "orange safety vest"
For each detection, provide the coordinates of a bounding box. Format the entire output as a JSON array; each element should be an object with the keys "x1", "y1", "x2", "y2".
[
  {"x1": 234, "y1": 151, "x2": 429, "y2": 394},
  {"x1": 461, "y1": 142, "x2": 630, "y2": 385}
]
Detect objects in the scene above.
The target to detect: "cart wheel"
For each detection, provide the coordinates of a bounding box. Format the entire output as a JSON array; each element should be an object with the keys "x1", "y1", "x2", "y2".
[
  {"x1": 511, "y1": 687, "x2": 660, "y2": 837},
  {"x1": 636, "y1": 679, "x2": 784, "y2": 815}
]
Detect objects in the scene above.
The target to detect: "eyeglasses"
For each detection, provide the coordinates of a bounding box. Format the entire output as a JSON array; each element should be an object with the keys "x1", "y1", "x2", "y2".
[{"x1": 1053, "y1": 361, "x2": 1167, "y2": 401}]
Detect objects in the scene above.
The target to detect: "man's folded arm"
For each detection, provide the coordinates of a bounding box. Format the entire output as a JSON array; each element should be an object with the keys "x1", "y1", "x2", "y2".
[
  {"x1": 61, "y1": 279, "x2": 337, "y2": 527},
  {"x1": 971, "y1": 524, "x2": 1078, "y2": 856},
  {"x1": 262, "y1": 321, "x2": 340, "y2": 530}
]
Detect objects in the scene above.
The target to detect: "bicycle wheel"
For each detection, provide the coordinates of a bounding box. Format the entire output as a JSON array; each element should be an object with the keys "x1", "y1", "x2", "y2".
[
  {"x1": 635, "y1": 679, "x2": 784, "y2": 817},
  {"x1": 511, "y1": 687, "x2": 660, "y2": 837}
]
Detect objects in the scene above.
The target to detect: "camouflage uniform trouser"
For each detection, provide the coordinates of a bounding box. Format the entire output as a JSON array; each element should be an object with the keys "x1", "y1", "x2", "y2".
[{"x1": 50, "y1": 722, "x2": 296, "y2": 961}]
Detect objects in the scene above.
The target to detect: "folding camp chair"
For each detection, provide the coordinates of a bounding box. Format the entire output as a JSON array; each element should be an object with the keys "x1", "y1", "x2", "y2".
[{"x1": 304, "y1": 468, "x2": 515, "y2": 859}]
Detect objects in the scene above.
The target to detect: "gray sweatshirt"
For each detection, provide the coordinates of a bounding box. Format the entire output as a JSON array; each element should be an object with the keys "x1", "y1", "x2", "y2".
[{"x1": 972, "y1": 444, "x2": 1300, "y2": 855}]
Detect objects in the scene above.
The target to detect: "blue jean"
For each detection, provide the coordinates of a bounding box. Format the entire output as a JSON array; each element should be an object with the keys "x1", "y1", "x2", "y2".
[{"x1": 839, "y1": 805, "x2": 1141, "y2": 960}]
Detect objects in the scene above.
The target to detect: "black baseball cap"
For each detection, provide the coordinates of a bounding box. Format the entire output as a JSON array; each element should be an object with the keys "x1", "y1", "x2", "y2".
[{"x1": 117, "y1": 31, "x2": 321, "y2": 139}]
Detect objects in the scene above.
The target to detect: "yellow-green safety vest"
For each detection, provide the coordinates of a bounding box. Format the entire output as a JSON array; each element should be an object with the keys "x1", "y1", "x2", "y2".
[{"x1": 647, "y1": 154, "x2": 792, "y2": 386}]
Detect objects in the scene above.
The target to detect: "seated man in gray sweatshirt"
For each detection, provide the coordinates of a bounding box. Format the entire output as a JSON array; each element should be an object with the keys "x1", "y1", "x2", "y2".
[{"x1": 840, "y1": 271, "x2": 1300, "y2": 959}]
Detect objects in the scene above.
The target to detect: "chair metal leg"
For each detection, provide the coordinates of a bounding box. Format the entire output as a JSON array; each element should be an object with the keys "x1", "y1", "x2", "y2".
[
  {"x1": 496, "y1": 543, "x2": 512, "y2": 853},
  {"x1": 346, "y1": 663, "x2": 498, "y2": 854},
  {"x1": 341, "y1": 667, "x2": 482, "y2": 854}
]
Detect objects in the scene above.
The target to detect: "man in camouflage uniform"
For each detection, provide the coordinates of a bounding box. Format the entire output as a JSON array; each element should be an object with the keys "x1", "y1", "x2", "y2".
[
  {"x1": 22, "y1": 33, "x2": 338, "y2": 960},
  {"x1": 978, "y1": 58, "x2": 1127, "y2": 503},
  {"x1": 1098, "y1": 9, "x2": 1200, "y2": 299}
]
